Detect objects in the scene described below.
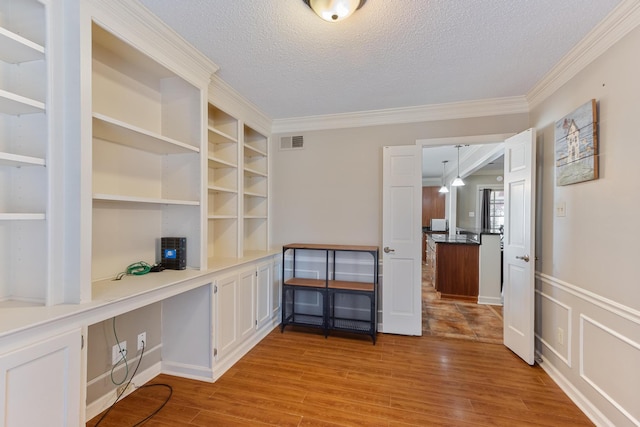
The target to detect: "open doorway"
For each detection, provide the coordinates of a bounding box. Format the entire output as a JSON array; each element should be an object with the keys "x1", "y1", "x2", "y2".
[{"x1": 418, "y1": 135, "x2": 510, "y2": 342}]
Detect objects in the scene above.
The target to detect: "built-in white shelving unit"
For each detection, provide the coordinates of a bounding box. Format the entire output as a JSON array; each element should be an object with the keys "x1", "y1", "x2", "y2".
[
  {"x1": 243, "y1": 125, "x2": 268, "y2": 253},
  {"x1": 206, "y1": 105, "x2": 270, "y2": 261},
  {"x1": 91, "y1": 21, "x2": 204, "y2": 282},
  {"x1": 0, "y1": 2, "x2": 279, "y2": 424},
  {"x1": 207, "y1": 104, "x2": 239, "y2": 260},
  {"x1": 0, "y1": 0, "x2": 49, "y2": 307}
]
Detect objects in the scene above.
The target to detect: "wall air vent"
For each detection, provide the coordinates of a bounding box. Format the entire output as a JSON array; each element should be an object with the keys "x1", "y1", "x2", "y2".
[{"x1": 280, "y1": 135, "x2": 304, "y2": 150}]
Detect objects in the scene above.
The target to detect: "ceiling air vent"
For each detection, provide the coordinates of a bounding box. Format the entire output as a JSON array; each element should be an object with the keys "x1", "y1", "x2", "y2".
[{"x1": 280, "y1": 135, "x2": 304, "y2": 150}]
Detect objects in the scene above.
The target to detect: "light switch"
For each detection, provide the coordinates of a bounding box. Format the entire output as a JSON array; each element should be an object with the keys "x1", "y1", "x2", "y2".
[
  {"x1": 468, "y1": 212, "x2": 475, "y2": 217},
  {"x1": 556, "y1": 202, "x2": 566, "y2": 217}
]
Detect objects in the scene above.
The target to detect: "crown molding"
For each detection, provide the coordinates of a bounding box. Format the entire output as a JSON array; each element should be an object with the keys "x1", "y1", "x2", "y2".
[
  {"x1": 272, "y1": 96, "x2": 529, "y2": 134},
  {"x1": 209, "y1": 75, "x2": 272, "y2": 136},
  {"x1": 89, "y1": 0, "x2": 218, "y2": 88},
  {"x1": 527, "y1": 0, "x2": 640, "y2": 110}
]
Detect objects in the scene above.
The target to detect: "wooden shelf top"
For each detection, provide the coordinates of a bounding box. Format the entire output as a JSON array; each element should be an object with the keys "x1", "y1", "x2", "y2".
[
  {"x1": 283, "y1": 278, "x2": 375, "y2": 293},
  {"x1": 328, "y1": 280, "x2": 374, "y2": 292},
  {"x1": 284, "y1": 278, "x2": 326, "y2": 288},
  {"x1": 283, "y1": 243, "x2": 378, "y2": 252}
]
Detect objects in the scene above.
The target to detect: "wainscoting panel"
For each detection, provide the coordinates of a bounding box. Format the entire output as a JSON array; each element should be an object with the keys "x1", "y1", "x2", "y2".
[
  {"x1": 536, "y1": 273, "x2": 640, "y2": 427},
  {"x1": 580, "y1": 315, "x2": 640, "y2": 426},
  {"x1": 535, "y1": 290, "x2": 571, "y2": 366}
]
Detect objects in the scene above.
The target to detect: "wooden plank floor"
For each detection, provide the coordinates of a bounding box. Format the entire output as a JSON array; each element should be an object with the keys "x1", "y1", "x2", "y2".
[{"x1": 87, "y1": 327, "x2": 594, "y2": 426}]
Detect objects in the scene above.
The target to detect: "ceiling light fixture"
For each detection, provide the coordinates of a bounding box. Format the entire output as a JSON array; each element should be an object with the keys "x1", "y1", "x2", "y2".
[
  {"x1": 303, "y1": 0, "x2": 366, "y2": 22},
  {"x1": 452, "y1": 145, "x2": 465, "y2": 187},
  {"x1": 439, "y1": 160, "x2": 449, "y2": 193}
]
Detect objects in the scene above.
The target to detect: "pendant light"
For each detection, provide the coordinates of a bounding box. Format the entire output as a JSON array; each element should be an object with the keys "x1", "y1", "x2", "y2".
[
  {"x1": 452, "y1": 145, "x2": 465, "y2": 187},
  {"x1": 303, "y1": 0, "x2": 366, "y2": 22},
  {"x1": 438, "y1": 160, "x2": 449, "y2": 193}
]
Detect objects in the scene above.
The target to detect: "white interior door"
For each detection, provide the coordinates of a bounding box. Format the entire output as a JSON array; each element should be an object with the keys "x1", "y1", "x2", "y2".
[
  {"x1": 503, "y1": 128, "x2": 536, "y2": 364},
  {"x1": 381, "y1": 145, "x2": 422, "y2": 335}
]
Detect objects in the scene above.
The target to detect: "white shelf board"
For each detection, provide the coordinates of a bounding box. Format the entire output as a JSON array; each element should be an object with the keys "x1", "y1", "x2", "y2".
[
  {"x1": 207, "y1": 185, "x2": 237, "y2": 194},
  {"x1": 0, "y1": 213, "x2": 46, "y2": 220},
  {"x1": 208, "y1": 126, "x2": 237, "y2": 144},
  {"x1": 0, "y1": 152, "x2": 45, "y2": 167},
  {"x1": 244, "y1": 167, "x2": 267, "y2": 178},
  {"x1": 208, "y1": 156, "x2": 237, "y2": 168},
  {"x1": 207, "y1": 214, "x2": 238, "y2": 220},
  {"x1": 244, "y1": 144, "x2": 267, "y2": 157},
  {"x1": 93, "y1": 193, "x2": 199, "y2": 206},
  {"x1": 244, "y1": 190, "x2": 267, "y2": 198},
  {"x1": 0, "y1": 26, "x2": 45, "y2": 64},
  {"x1": 244, "y1": 215, "x2": 267, "y2": 220},
  {"x1": 93, "y1": 113, "x2": 199, "y2": 155},
  {"x1": 0, "y1": 89, "x2": 45, "y2": 115}
]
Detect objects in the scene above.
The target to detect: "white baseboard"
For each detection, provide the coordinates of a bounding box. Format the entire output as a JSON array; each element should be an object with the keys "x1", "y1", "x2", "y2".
[
  {"x1": 161, "y1": 360, "x2": 214, "y2": 382},
  {"x1": 85, "y1": 361, "x2": 162, "y2": 421},
  {"x1": 477, "y1": 295, "x2": 502, "y2": 305},
  {"x1": 211, "y1": 319, "x2": 280, "y2": 381},
  {"x1": 537, "y1": 353, "x2": 613, "y2": 427}
]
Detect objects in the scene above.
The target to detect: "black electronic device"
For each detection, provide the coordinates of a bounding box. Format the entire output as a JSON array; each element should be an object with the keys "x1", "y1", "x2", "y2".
[{"x1": 160, "y1": 237, "x2": 187, "y2": 270}]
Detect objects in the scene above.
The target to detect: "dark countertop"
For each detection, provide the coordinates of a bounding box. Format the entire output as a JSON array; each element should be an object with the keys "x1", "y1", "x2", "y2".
[
  {"x1": 457, "y1": 227, "x2": 502, "y2": 236},
  {"x1": 429, "y1": 234, "x2": 480, "y2": 245}
]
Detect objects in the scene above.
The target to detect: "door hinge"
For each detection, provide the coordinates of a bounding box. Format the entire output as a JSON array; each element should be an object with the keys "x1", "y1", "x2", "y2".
[
  {"x1": 81, "y1": 334, "x2": 85, "y2": 350},
  {"x1": 214, "y1": 284, "x2": 218, "y2": 294},
  {"x1": 213, "y1": 348, "x2": 218, "y2": 357}
]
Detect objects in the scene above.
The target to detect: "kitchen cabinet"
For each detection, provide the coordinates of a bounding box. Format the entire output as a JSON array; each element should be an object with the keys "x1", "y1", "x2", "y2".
[
  {"x1": 429, "y1": 235, "x2": 479, "y2": 300},
  {"x1": 422, "y1": 186, "x2": 446, "y2": 227}
]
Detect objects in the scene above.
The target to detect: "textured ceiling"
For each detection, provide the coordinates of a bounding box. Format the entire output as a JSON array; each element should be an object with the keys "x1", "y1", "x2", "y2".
[{"x1": 140, "y1": 0, "x2": 621, "y2": 120}]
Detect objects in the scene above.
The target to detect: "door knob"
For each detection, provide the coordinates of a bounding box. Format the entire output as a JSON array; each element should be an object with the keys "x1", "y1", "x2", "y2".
[
  {"x1": 516, "y1": 255, "x2": 530, "y2": 262},
  {"x1": 383, "y1": 246, "x2": 395, "y2": 254}
]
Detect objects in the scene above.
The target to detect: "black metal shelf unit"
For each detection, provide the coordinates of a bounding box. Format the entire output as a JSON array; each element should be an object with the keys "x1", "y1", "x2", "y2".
[{"x1": 280, "y1": 243, "x2": 379, "y2": 344}]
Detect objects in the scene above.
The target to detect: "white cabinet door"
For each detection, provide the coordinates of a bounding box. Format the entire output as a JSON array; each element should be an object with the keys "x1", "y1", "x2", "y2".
[
  {"x1": 215, "y1": 266, "x2": 257, "y2": 360},
  {"x1": 238, "y1": 267, "x2": 256, "y2": 342},
  {"x1": 256, "y1": 261, "x2": 271, "y2": 330},
  {"x1": 271, "y1": 257, "x2": 282, "y2": 319},
  {"x1": 0, "y1": 328, "x2": 81, "y2": 427},
  {"x1": 215, "y1": 272, "x2": 239, "y2": 359}
]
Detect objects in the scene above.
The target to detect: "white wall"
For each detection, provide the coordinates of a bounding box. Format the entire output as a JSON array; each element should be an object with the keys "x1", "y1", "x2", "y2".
[
  {"x1": 455, "y1": 173, "x2": 503, "y2": 230},
  {"x1": 271, "y1": 114, "x2": 527, "y2": 248},
  {"x1": 530, "y1": 25, "x2": 640, "y2": 427}
]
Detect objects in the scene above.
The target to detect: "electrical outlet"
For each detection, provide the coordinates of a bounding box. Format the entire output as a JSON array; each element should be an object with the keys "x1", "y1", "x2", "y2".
[
  {"x1": 556, "y1": 202, "x2": 566, "y2": 217},
  {"x1": 557, "y1": 327, "x2": 564, "y2": 345},
  {"x1": 112, "y1": 341, "x2": 127, "y2": 365},
  {"x1": 137, "y1": 332, "x2": 146, "y2": 351}
]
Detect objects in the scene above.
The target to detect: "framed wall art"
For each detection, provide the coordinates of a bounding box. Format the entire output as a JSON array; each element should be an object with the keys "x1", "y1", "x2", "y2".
[{"x1": 554, "y1": 99, "x2": 598, "y2": 186}]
